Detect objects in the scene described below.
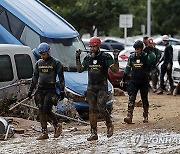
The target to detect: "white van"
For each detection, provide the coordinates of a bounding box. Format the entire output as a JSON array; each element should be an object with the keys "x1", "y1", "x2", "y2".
[{"x1": 0, "y1": 44, "x2": 35, "y2": 106}]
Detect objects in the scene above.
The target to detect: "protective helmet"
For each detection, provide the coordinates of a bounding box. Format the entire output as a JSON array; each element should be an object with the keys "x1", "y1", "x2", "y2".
[
  {"x1": 133, "y1": 40, "x2": 144, "y2": 49},
  {"x1": 162, "y1": 35, "x2": 169, "y2": 41},
  {"x1": 89, "y1": 37, "x2": 101, "y2": 47},
  {"x1": 38, "y1": 42, "x2": 50, "y2": 54},
  {"x1": 147, "y1": 37, "x2": 154, "y2": 44}
]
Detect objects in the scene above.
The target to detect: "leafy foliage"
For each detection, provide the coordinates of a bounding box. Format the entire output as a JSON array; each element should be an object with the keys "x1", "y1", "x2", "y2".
[{"x1": 41, "y1": 0, "x2": 180, "y2": 37}]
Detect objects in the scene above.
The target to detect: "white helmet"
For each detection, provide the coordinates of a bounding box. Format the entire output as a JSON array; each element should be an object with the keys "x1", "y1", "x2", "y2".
[{"x1": 162, "y1": 35, "x2": 169, "y2": 41}]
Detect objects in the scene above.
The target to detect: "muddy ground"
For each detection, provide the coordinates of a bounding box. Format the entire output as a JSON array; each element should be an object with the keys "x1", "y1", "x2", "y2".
[{"x1": 1, "y1": 91, "x2": 180, "y2": 154}]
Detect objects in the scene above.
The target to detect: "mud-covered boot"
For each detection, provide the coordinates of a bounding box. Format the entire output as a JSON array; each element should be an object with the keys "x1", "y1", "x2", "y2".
[
  {"x1": 87, "y1": 113, "x2": 98, "y2": 141},
  {"x1": 107, "y1": 124, "x2": 114, "y2": 138},
  {"x1": 143, "y1": 116, "x2": 148, "y2": 123},
  {"x1": 54, "y1": 123, "x2": 62, "y2": 138},
  {"x1": 173, "y1": 82, "x2": 180, "y2": 96},
  {"x1": 167, "y1": 86, "x2": 174, "y2": 95},
  {"x1": 87, "y1": 128, "x2": 98, "y2": 141},
  {"x1": 173, "y1": 87, "x2": 178, "y2": 96},
  {"x1": 124, "y1": 113, "x2": 133, "y2": 124},
  {"x1": 143, "y1": 108, "x2": 149, "y2": 123},
  {"x1": 152, "y1": 87, "x2": 157, "y2": 93},
  {"x1": 157, "y1": 89, "x2": 163, "y2": 95},
  {"x1": 124, "y1": 102, "x2": 134, "y2": 124},
  {"x1": 37, "y1": 129, "x2": 49, "y2": 140}
]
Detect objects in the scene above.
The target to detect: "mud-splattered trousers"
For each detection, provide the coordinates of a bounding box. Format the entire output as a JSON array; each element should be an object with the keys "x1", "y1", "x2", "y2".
[
  {"x1": 76, "y1": 50, "x2": 119, "y2": 129},
  {"x1": 122, "y1": 51, "x2": 156, "y2": 117}
]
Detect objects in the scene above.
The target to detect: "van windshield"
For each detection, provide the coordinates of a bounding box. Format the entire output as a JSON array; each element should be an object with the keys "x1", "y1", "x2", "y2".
[{"x1": 42, "y1": 37, "x2": 86, "y2": 71}]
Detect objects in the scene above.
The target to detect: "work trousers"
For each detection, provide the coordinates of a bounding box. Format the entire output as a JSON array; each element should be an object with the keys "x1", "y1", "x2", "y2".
[
  {"x1": 34, "y1": 89, "x2": 58, "y2": 129},
  {"x1": 86, "y1": 84, "x2": 111, "y2": 126},
  {"x1": 128, "y1": 81, "x2": 149, "y2": 110},
  {"x1": 160, "y1": 63, "x2": 173, "y2": 90}
]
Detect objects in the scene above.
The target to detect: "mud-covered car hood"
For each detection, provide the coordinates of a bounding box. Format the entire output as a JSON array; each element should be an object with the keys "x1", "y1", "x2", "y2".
[{"x1": 64, "y1": 71, "x2": 113, "y2": 95}]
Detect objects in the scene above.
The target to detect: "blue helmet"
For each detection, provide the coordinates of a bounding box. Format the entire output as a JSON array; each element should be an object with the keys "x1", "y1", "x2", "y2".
[{"x1": 38, "y1": 42, "x2": 50, "y2": 54}]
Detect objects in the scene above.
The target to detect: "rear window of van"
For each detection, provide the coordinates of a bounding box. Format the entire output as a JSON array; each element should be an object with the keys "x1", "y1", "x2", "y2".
[
  {"x1": 0, "y1": 55, "x2": 13, "y2": 82},
  {"x1": 14, "y1": 54, "x2": 33, "y2": 79}
]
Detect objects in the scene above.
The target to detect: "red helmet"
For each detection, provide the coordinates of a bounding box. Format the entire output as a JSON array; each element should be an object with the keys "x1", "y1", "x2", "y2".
[
  {"x1": 89, "y1": 37, "x2": 101, "y2": 47},
  {"x1": 147, "y1": 38, "x2": 154, "y2": 44}
]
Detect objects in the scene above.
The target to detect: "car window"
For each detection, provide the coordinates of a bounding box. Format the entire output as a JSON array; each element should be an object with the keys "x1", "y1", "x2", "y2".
[
  {"x1": 0, "y1": 6, "x2": 25, "y2": 39},
  {"x1": 100, "y1": 44, "x2": 110, "y2": 50},
  {"x1": 104, "y1": 40, "x2": 118, "y2": 43},
  {"x1": 170, "y1": 41, "x2": 180, "y2": 45},
  {"x1": 42, "y1": 37, "x2": 86, "y2": 69},
  {"x1": 156, "y1": 41, "x2": 164, "y2": 46},
  {"x1": 155, "y1": 39, "x2": 180, "y2": 46},
  {"x1": 20, "y1": 26, "x2": 41, "y2": 49},
  {"x1": 111, "y1": 44, "x2": 124, "y2": 50},
  {"x1": 0, "y1": 55, "x2": 13, "y2": 82},
  {"x1": 14, "y1": 54, "x2": 33, "y2": 79}
]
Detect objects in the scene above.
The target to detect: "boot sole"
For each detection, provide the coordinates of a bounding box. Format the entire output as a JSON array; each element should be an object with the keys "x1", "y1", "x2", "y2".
[
  {"x1": 54, "y1": 124, "x2": 62, "y2": 138},
  {"x1": 87, "y1": 136, "x2": 98, "y2": 141},
  {"x1": 124, "y1": 118, "x2": 132, "y2": 124},
  {"x1": 107, "y1": 125, "x2": 114, "y2": 138},
  {"x1": 36, "y1": 136, "x2": 49, "y2": 140}
]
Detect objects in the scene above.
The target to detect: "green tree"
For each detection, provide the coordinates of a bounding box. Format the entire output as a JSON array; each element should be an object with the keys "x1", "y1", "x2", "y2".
[
  {"x1": 151, "y1": 0, "x2": 180, "y2": 36},
  {"x1": 41, "y1": 0, "x2": 180, "y2": 37},
  {"x1": 41, "y1": 0, "x2": 125, "y2": 37}
]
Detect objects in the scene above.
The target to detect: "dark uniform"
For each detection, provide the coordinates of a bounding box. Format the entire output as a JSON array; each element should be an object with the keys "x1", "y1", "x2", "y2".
[
  {"x1": 158, "y1": 42, "x2": 173, "y2": 94},
  {"x1": 77, "y1": 50, "x2": 113, "y2": 119},
  {"x1": 149, "y1": 47, "x2": 161, "y2": 91},
  {"x1": 76, "y1": 49, "x2": 118, "y2": 140},
  {"x1": 122, "y1": 44, "x2": 156, "y2": 123},
  {"x1": 29, "y1": 56, "x2": 65, "y2": 138},
  {"x1": 143, "y1": 46, "x2": 151, "y2": 54}
]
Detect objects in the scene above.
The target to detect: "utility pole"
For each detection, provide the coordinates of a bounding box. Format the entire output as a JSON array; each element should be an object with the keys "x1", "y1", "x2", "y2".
[{"x1": 147, "y1": 0, "x2": 151, "y2": 36}]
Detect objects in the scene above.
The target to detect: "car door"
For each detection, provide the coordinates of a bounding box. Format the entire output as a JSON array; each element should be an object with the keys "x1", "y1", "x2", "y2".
[
  {"x1": 13, "y1": 53, "x2": 34, "y2": 101},
  {"x1": 0, "y1": 50, "x2": 18, "y2": 104}
]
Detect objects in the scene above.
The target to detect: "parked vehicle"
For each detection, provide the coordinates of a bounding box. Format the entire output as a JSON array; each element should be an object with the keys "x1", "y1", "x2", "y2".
[
  {"x1": 82, "y1": 38, "x2": 124, "y2": 51},
  {"x1": 108, "y1": 47, "x2": 133, "y2": 88},
  {"x1": 100, "y1": 42, "x2": 124, "y2": 51},
  {"x1": 0, "y1": 0, "x2": 114, "y2": 118},
  {"x1": 103, "y1": 37, "x2": 134, "y2": 47},
  {"x1": 172, "y1": 46, "x2": 180, "y2": 86},
  {"x1": 0, "y1": 44, "x2": 35, "y2": 114}
]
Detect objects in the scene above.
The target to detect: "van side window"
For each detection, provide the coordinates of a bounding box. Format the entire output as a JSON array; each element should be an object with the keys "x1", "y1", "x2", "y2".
[
  {"x1": 0, "y1": 55, "x2": 13, "y2": 82},
  {"x1": 20, "y1": 26, "x2": 40, "y2": 49},
  {"x1": 14, "y1": 54, "x2": 33, "y2": 79},
  {"x1": 0, "y1": 6, "x2": 25, "y2": 39}
]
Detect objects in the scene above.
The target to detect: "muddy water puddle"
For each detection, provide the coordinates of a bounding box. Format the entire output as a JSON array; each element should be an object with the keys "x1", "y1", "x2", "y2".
[{"x1": 0, "y1": 128, "x2": 180, "y2": 154}]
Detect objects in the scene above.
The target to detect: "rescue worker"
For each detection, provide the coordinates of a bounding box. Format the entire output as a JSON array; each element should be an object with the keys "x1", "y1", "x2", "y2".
[
  {"x1": 157, "y1": 35, "x2": 174, "y2": 95},
  {"x1": 143, "y1": 36, "x2": 150, "y2": 54},
  {"x1": 120, "y1": 40, "x2": 156, "y2": 124},
  {"x1": 147, "y1": 38, "x2": 161, "y2": 92},
  {"x1": 173, "y1": 50, "x2": 180, "y2": 96},
  {"x1": 76, "y1": 37, "x2": 120, "y2": 141},
  {"x1": 28, "y1": 42, "x2": 65, "y2": 140}
]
